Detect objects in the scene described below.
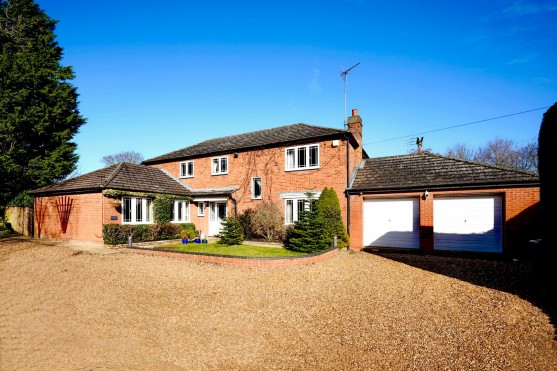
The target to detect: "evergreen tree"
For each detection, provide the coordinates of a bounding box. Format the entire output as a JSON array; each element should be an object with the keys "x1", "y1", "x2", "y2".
[
  {"x1": 218, "y1": 216, "x2": 244, "y2": 245},
  {"x1": 0, "y1": 0, "x2": 86, "y2": 205},
  {"x1": 538, "y1": 102, "x2": 557, "y2": 261},
  {"x1": 316, "y1": 187, "x2": 350, "y2": 248},
  {"x1": 286, "y1": 193, "x2": 330, "y2": 253}
]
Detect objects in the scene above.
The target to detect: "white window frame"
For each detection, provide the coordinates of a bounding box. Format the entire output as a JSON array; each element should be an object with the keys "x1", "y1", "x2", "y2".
[
  {"x1": 211, "y1": 156, "x2": 228, "y2": 175},
  {"x1": 284, "y1": 198, "x2": 311, "y2": 225},
  {"x1": 197, "y1": 202, "x2": 205, "y2": 217},
  {"x1": 285, "y1": 143, "x2": 319, "y2": 171},
  {"x1": 122, "y1": 197, "x2": 153, "y2": 224},
  {"x1": 251, "y1": 177, "x2": 262, "y2": 200},
  {"x1": 180, "y1": 161, "x2": 194, "y2": 178},
  {"x1": 171, "y1": 200, "x2": 191, "y2": 223}
]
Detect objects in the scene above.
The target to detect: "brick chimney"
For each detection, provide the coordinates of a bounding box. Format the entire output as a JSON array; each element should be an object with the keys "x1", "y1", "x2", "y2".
[{"x1": 347, "y1": 108, "x2": 363, "y2": 165}]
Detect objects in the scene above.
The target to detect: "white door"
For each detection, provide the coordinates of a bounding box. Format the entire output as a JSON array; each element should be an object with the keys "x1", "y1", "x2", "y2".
[
  {"x1": 434, "y1": 196, "x2": 502, "y2": 253},
  {"x1": 209, "y1": 202, "x2": 227, "y2": 236},
  {"x1": 363, "y1": 198, "x2": 420, "y2": 248}
]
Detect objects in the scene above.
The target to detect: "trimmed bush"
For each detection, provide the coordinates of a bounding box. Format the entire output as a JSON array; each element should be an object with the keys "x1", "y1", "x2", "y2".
[
  {"x1": 238, "y1": 208, "x2": 256, "y2": 239},
  {"x1": 102, "y1": 223, "x2": 191, "y2": 245},
  {"x1": 218, "y1": 216, "x2": 244, "y2": 245}
]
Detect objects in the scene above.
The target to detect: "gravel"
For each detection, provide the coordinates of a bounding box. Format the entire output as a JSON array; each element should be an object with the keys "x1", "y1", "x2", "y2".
[{"x1": 1, "y1": 237, "x2": 556, "y2": 370}]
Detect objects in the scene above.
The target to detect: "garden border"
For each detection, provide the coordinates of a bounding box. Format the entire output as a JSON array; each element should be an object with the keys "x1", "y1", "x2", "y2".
[{"x1": 126, "y1": 245, "x2": 339, "y2": 268}]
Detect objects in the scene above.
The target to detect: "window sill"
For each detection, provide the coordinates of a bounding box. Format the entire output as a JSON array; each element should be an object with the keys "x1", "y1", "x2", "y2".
[
  {"x1": 211, "y1": 173, "x2": 228, "y2": 176},
  {"x1": 179, "y1": 175, "x2": 194, "y2": 179},
  {"x1": 285, "y1": 166, "x2": 319, "y2": 172}
]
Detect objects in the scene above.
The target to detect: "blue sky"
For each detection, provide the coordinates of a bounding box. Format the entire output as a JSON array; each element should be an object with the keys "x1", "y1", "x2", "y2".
[{"x1": 36, "y1": 0, "x2": 557, "y2": 174}]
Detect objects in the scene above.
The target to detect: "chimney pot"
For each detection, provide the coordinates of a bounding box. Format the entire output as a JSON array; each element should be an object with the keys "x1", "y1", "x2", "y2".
[{"x1": 351, "y1": 108, "x2": 358, "y2": 117}]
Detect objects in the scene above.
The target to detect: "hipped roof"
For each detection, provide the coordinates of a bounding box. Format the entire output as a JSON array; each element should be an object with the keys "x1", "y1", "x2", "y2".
[
  {"x1": 349, "y1": 153, "x2": 539, "y2": 193},
  {"x1": 143, "y1": 123, "x2": 360, "y2": 164},
  {"x1": 29, "y1": 162, "x2": 192, "y2": 196}
]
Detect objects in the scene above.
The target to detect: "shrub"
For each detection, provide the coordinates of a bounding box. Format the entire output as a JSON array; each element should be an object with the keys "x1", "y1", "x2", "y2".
[
  {"x1": 252, "y1": 202, "x2": 284, "y2": 241},
  {"x1": 102, "y1": 223, "x2": 192, "y2": 244},
  {"x1": 218, "y1": 216, "x2": 244, "y2": 245},
  {"x1": 238, "y1": 208, "x2": 257, "y2": 239},
  {"x1": 0, "y1": 217, "x2": 14, "y2": 237},
  {"x1": 102, "y1": 224, "x2": 127, "y2": 246},
  {"x1": 315, "y1": 187, "x2": 350, "y2": 248},
  {"x1": 285, "y1": 194, "x2": 330, "y2": 253}
]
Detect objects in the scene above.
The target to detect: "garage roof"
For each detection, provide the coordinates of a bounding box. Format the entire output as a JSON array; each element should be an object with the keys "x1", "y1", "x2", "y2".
[{"x1": 349, "y1": 153, "x2": 539, "y2": 193}]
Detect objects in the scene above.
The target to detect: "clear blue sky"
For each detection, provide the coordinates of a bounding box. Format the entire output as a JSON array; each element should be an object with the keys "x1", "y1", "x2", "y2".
[{"x1": 36, "y1": 0, "x2": 557, "y2": 174}]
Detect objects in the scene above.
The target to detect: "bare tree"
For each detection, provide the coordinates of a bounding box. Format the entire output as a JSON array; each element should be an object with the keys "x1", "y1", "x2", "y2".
[
  {"x1": 444, "y1": 138, "x2": 538, "y2": 173},
  {"x1": 102, "y1": 151, "x2": 144, "y2": 167},
  {"x1": 252, "y1": 202, "x2": 284, "y2": 241},
  {"x1": 446, "y1": 143, "x2": 476, "y2": 161}
]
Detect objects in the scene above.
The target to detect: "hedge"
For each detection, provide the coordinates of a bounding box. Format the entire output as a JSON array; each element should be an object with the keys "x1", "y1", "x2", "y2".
[{"x1": 102, "y1": 223, "x2": 195, "y2": 245}]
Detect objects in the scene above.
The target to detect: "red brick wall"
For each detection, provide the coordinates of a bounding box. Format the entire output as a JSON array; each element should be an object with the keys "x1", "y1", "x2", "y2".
[
  {"x1": 152, "y1": 139, "x2": 361, "y2": 233},
  {"x1": 349, "y1": 186, "x2": 540, "y2": 254},
  {"x1": 34, "y1": 193, "x2": 118, "y2": 244}
]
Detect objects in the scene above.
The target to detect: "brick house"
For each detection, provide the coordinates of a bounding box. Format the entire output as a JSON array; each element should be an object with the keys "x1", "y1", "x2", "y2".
[{"x1": 30, "y1": 109, "x2": 540, "y2": 254}]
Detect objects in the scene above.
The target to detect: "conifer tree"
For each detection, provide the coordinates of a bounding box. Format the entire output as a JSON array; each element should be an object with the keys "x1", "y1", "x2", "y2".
[
  {"x1": 538, "y1": 102, "x2": 557, "y2": 261},
  {"x1": 286, "y1": 192, "x2": 330, "y2": 253},
  {"x1": 0, "y1": 0, "x2": 86, "y2": 205},
  {"x1": 316, "y1": 187, "x2": 350, "y2": 248},
  {"x1": 218, "y1": 216, "x2": 244, "y2": 245}
]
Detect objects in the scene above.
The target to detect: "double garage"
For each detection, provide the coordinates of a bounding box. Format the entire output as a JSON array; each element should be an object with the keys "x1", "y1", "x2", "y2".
[{"x1": 363, "y1": 195, "x2": 503, "y2": 253}]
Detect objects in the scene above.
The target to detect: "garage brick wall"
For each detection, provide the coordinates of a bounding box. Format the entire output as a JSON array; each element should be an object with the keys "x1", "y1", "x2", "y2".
[{"x1": 349, "y1": 186, "x2": 540, "y2": 254}]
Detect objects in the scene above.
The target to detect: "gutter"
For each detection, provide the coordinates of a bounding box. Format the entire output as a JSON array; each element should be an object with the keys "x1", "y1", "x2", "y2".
[{"x1": 347, "y1": 181, "x2": 541, "y2": 195}]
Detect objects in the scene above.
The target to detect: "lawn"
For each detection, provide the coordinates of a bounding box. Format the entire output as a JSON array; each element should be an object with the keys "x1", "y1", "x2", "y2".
[{"x1": 154, "y1": 242, "x2": 308, "y2": 258}]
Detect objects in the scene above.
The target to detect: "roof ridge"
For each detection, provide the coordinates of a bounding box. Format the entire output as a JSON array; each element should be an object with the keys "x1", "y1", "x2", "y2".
[
  {"x1": 102, "y1": 162, "x2": 125, "y2": 187},
  {"x1": 424, "y1": 152, "x2": 539, "y2": 176}
]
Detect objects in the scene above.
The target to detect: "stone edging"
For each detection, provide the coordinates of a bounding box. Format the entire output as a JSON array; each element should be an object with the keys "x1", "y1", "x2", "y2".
[{"x1": 126, "y1": 245, "x2": 339, "y2": 268}]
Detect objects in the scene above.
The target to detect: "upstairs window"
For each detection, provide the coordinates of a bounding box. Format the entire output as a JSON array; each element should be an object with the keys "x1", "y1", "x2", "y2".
[
  {"x1": 285, "y1": 144, "x2": 319, "y2": 171},
  {"x1": 180, "y1": 161, "x2": 194, "y2": 178},
  {"x1": 252, "y1": 177, "x2": 262, "y2": 199},
  {"x1": 212, "y1": 156, "x2": 228, "y2": 175}
]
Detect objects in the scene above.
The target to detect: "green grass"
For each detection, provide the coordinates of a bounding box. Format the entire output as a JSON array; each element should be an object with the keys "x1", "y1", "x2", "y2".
[{"x1": 154, "y1": 242, "x2": 308, "y2": 258}]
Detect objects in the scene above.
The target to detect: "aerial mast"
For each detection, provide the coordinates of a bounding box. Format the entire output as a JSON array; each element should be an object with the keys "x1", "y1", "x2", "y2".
[{"x1": 340, "y1": 62, "x2": 360, "y2": 129}]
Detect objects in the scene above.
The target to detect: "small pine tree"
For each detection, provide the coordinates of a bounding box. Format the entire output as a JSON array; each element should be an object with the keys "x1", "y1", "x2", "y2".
[
  {"x1": 286, "y1": 193, "x2": 330, "y2": 253},
  {"x1": 316, "y1": 187, "x2": 350, "y2": 248},
  {"x1": 218, "y1": 216, "x2": 244, "y2": 245}
]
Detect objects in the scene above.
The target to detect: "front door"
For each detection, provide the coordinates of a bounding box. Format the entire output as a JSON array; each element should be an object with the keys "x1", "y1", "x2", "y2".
[{"x1": 209, "y1": 202, "x2": 227, "y2": 236}]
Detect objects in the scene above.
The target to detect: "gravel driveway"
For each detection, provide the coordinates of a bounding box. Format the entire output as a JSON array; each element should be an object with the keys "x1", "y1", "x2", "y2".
[{"x1": 1, "y1": 237, "x2": 556, "y2": 370}]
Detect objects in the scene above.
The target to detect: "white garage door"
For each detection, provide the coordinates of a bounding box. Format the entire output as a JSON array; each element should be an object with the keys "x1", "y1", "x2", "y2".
[
  {"x1": 363, "y1": 198, "x2": 420, "y2": 249},
  {"x1": 434, "y1": 196, "x2": 502, "y2": 253}
]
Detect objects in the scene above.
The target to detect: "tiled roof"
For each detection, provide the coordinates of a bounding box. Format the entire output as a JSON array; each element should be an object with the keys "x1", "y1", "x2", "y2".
[
  {"x1": 349, "y1": 153, "x2": 539, "y2": 192},
  {"x1": 29, "y1": 163, "x2": 192, "y2": 196},
  {"x1": 143, "y1": 123, "x2": 358, "y2": 164}
]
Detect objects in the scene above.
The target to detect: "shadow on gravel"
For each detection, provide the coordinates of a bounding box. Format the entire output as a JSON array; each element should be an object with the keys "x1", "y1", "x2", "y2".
[{"x1": 364, "y1": 248, "x2": 557, "y2": 339}]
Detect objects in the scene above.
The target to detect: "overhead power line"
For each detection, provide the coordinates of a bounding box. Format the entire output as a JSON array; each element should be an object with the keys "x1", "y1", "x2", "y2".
[{"x1": 365, "y1": 106, "x2": 551, "y2": 145}]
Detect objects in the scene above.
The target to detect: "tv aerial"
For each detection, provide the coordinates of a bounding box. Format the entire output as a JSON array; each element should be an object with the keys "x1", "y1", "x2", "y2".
[{"x1": 340, "y1": 62, "x2": 360, "y2": 129}]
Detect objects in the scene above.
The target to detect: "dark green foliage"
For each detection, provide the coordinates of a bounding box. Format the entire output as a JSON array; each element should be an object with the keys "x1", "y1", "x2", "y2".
[
  {"x1": 315, "y1": 187, "x2": 350, "y2": 248},
  {"x1": 153, "y1": 195, "x2": 175, "y2": 224},
  {"x1": 538, "y1": 102, "x2": 557, "y2": 260},
  {"x1": 102, "y1": 223, "x2": 185, "y2": 245},
  {"x1": 238, "y1": 208, "x2": 256, "y2": 239},
  {"x1": 218, "y1": 216, "x2": 244, "y2": 245},
  {"x1": 285, "y1": 196, "x2": 330, "y2": 254},
  {"x1": 7, "y1": 191, "x2": 34, "y2": 208},
  {"x1": 0, "y1": 0, "x2": 86, "y2": 205},
  {"x1": 0, "y1": 216, "x2": 13, "y2": 237}
]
